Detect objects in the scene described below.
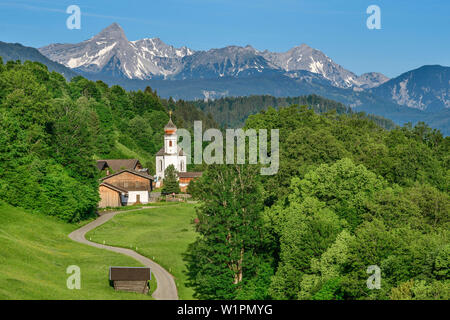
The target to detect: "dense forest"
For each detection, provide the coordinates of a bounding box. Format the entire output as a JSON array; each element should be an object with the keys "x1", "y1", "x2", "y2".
[
  {"x1": 0, "y1": 58, "x2": 215, "y2": 222},
  {"x1": 186, "y1": 106, "x2": 449, "y2": 300},
  {"x1": 192, "y1": 95, "x2": 397, "y2": 130}
]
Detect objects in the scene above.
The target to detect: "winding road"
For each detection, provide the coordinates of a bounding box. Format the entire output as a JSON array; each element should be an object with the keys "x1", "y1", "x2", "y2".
[{"x1": 68, "y1": 208, "x2": 179, "y2": 300}]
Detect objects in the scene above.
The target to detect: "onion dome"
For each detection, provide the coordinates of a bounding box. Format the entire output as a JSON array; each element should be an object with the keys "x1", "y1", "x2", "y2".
[{"x1": 164, "y1": 111, "x2": 177, "y2": 134}]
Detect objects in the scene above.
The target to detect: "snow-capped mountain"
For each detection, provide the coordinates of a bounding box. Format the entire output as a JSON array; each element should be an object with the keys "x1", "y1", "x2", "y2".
[
  {"x1": 260, "y1": 44, "x2": 362, "y2": 88},
  {"x1": 39, "y1": 23, "x2": 194, "y2": 79},
  {"x1": 39, "y1": 23, "x2": 388, "y2": 88}
]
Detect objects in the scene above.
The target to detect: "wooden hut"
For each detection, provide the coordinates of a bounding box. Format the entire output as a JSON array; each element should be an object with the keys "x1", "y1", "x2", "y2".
[{"x1": 109, "y1": 267, "x2": 151, "y2": 294}]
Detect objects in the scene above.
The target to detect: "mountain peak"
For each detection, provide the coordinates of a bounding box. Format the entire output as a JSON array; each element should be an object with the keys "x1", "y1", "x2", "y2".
[
  {"x1": 94, "y1": 23, "x2": 127, "y2": 40},
  {"x1": 105, "y1": 22, "x2": 122, "y2": 31}
]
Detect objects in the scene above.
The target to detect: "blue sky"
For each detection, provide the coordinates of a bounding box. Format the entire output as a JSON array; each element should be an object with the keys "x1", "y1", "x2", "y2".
[{"x1": 0, "y1": 0, "x2": 448, "y2": 77}]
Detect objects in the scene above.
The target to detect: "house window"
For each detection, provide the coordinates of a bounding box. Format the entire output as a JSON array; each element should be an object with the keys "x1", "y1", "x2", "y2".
[
  {"x1": 180, "y1": 161, "x2": 184, "y2": 171},
  {"x1": 159, "y1": 160, "x2": 163, "y2": 171},
  {"x1": 169, "y1": 140, "x2": 173, "y2": 147}
]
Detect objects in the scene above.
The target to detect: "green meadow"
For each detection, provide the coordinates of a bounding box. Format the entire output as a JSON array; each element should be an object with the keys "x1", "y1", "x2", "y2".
[
  {"x1": 86, "y1": 203, "x2": 197, "y2": 299},
  {"x1": 0, "y1": 201, "x2": 155, "y2": 300}
]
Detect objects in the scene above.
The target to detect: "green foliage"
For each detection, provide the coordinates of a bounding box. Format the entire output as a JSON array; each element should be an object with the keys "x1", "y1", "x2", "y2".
[
  {"x1": 311, "y1": 278, "x2": 344, "y2": 300},
  {"x1": 244, "y1": 105, "x2": 448, "y2": 206},
  {"x1": 184, "y1": 164, "x2": 274, "y2": 299},
  {"x1": 161, "y1": 164, "x2": 180, "y2": 194},
  {"x1": 266, "y1": 157, "x2": 449, "y2": 300}
]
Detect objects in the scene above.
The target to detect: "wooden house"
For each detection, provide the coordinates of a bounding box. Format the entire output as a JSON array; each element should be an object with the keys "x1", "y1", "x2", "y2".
[
  {"x1": 98, "y1": 169, "x2": 154, "y2": 208},
  {"x1": 109, "y1": 267, "x2": 151, "y2": 294}
]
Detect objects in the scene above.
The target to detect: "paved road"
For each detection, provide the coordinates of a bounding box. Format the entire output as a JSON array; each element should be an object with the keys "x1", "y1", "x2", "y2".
[{"x1": 68, "y1": 208, "x2": 179, "y2": 300}]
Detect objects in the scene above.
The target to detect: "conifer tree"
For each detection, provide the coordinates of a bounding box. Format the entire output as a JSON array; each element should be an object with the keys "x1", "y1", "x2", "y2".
[{"x1": 162, "y1": 164, "x2": 180, "y2": 194}]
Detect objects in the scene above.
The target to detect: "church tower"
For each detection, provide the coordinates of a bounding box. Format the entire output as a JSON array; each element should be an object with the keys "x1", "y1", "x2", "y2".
[
  {"x1": 155, "y1": 112, "x2": 187, "y2": 187},
  {"x1": 164, "y1": 112, "x2": 178, "y2": 155}
]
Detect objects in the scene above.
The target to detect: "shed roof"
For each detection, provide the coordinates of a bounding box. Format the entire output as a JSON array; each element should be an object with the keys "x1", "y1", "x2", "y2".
[
  {"x1": 96, "y1": 159, "x2": 141, "y2": 172},
  {"x1": 99, "y1": 169, "x2": 154, "y2": 182},
  {"x1": 99, "y1": 182, "x2": 128, "y2": 194},
  {"x1": 96, "y1": 160, "x2": 108, "y2": 171},
  {"x1": 109, "y1": 267, "x2": 151, "y2": 281}
]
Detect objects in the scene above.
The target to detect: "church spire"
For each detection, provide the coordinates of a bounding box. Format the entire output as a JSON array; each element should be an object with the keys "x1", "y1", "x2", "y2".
[{"x1": 164, "y1": 111, "x2": 177, "y2": 134}]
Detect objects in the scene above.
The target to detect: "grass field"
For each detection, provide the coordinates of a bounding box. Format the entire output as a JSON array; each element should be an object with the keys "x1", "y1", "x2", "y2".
[
  {"x1": 0, "y1": 201, "x2": 155, "y2": 300},
  {"x1": 86, "y1": 203, "x2": 198, "y2": 299}
]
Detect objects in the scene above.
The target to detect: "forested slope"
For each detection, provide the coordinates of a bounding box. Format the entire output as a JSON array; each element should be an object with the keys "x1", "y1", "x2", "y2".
[{"x1": 185, "y1": 105, "x2": 449, "y2": 300}]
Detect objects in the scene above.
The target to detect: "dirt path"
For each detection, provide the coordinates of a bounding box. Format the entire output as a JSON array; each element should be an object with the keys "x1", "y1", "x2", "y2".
[{"x1": 68, "y1": 207, "x2": 179, "y2": 300}]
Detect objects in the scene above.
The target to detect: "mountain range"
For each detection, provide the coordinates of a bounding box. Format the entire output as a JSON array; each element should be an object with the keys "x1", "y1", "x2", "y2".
[
  {"x1": 0, "y1": 23, "x2": 448, "y2": 134},
  {"x1": 39, "y1": 23, "x2": 390, "y2": 90}
]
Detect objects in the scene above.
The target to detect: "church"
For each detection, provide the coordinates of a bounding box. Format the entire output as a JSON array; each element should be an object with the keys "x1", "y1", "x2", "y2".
[{"x1": 155, "y1": 113, "x2": 201, "y2": 191}]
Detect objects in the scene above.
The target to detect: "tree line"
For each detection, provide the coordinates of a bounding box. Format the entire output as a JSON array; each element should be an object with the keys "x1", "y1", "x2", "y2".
[{"x1": 192, "y1": 94, "x2": 397, "y2": 130}]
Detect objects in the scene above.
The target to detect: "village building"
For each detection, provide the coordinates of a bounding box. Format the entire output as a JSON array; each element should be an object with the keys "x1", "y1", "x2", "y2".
[
  {"x1": 98, "y1": 169, "x2": 153, "y2": 208},
  {"x1": 178, "y1": 172, "x2": 203, "y2": 192},
  {"x1": 155, "y1": 113, "x2": 187, "y2": 187},
  {"x1": 155, "y1": 113, "x2": 202, "y2": 190}
]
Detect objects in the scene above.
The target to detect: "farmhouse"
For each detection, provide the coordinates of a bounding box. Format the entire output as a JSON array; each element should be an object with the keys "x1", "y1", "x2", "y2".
[{"x1": 98, "y1": 169, "x2": 153, "y2": 208}]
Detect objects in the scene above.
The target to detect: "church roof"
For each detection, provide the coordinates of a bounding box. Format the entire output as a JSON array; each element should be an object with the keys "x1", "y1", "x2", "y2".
[
  {"x1": 156, "y1": 146, "x2": 184, "y2": 156},
  {"x1": 164, "y1": 118, "x2": 177, "y2": 130}
]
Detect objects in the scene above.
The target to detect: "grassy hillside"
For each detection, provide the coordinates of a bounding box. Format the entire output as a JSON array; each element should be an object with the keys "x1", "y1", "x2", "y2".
[
  {"x1": 86, "y1": 203, "x2": 197, "y2": 299},
  {"x1": 0, "y1": 201, "x2": 154, "y2": 300}
]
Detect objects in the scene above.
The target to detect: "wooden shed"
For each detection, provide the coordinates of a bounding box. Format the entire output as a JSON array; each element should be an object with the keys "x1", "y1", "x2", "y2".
[
  {"x1": 98, "y1": 182, "x2": 127, "y2": 208},
  {"x1": 109, "y1": 267, "x2": 151, "y2": 294},
  {"x1": 98, "y1": 183, "x2": 127, "y2": 208}
]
